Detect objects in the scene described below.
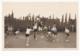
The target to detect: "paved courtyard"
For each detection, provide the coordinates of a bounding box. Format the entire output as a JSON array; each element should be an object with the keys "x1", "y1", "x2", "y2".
[{"x1": 4, "y1": 32, "x2": 76, "y2": 48}]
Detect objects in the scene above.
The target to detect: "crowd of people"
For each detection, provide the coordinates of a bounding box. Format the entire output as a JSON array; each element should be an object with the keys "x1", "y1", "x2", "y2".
[{"x1": 5, "y1": 21, "x2": 70, "y2": 47}]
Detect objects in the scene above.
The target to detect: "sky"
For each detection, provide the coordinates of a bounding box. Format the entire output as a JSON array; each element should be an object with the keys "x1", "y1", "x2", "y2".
[{"x1": 3, "y1": 2, "x2": 78, "y2": 19}]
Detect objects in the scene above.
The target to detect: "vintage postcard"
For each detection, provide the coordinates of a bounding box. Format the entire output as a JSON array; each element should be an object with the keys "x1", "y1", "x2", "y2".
[{"x1": 3, "y1": 2, "x2": 77, "y2": 48}]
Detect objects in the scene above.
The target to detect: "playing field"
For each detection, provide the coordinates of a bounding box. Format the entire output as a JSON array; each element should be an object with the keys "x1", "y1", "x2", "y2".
[{"x1": 4, "y1": 32, "x2": 76, "y2": 48}]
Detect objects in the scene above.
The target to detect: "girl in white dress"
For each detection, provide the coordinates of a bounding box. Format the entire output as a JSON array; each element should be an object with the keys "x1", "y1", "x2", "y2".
[
  {"x1": 65, "y1": 27, "x2": 70, "y2": 42},
  {"x1": 51, "y1": 24, "x2": 57, "y2": 40},
  {"x1": 25, "y1": 26, "x2": 32, "y2": 46},
  {"x1": 33, "y1": 23, "x2": 38, "y2": 40}
]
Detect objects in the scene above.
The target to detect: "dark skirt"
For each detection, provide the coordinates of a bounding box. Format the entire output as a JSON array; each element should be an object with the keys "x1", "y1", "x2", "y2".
[
  {"x1": 25, "y1": 34, "x2": 29, "y2": 37},
  {"x1": 51, "y1": 31, "x2": 57, "y2": 35},
  {"x1": 66, "y1": 33, "x2": 70, "y2": 36},
  {"x1": 34, "y1": 29, "x2": 37, "y2": 32}
]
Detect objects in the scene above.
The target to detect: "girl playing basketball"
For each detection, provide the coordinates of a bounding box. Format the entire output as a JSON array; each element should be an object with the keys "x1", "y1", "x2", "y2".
[{"x1": 25, "y1": 26, "x2": 32, "y2": 47}]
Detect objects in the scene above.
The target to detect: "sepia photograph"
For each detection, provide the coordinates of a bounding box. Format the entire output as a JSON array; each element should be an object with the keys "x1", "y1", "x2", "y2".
[{"x1": 3, "y1": 2, "x2": 77, "y2": 48}]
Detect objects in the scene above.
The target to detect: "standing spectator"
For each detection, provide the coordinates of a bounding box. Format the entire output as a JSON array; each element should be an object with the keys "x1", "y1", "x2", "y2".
[{"x1": 14, "y1": 29, "x2": 20, "y2": 39}]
